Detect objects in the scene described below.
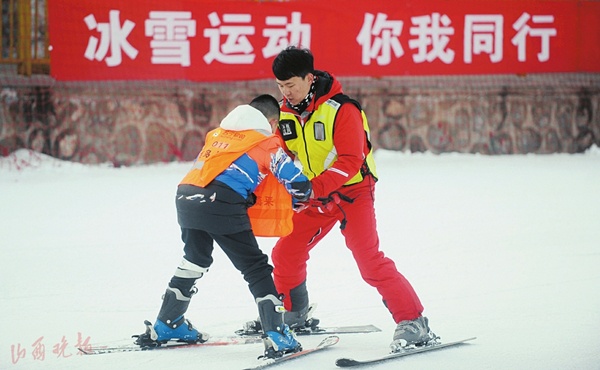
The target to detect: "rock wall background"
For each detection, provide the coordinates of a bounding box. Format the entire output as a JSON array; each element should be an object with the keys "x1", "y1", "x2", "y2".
[{"x1": 1, "y1": 73, "x2": 599, "y2": 165}]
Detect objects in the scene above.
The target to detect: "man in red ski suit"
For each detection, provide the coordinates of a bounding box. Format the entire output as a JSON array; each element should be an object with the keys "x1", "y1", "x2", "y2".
[{"x1": 268, "y1": 46, "x2": 436, "y2": 351}]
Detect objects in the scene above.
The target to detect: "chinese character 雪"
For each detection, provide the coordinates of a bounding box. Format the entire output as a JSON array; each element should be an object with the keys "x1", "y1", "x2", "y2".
[{"x1": 145, "y1": 11, "x2": 197, "y2": 67}]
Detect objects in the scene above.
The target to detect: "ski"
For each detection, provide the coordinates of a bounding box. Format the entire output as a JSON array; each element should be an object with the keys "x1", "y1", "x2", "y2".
[
  {"x1": 236, "y1": 324, "x2": 381, "y2": 337},
  {"x1": 243, "y1": 335, "x2": 339, "y2": 370},
  {"x1": 335, "y1": 337, "x2": 476, "y2": 367},
  {"x1": 78, "y1": 335, "x2": 263, "y2": 355},
  {"x1": 237, "y1": 303, "x2": 379, "y2": 337}
]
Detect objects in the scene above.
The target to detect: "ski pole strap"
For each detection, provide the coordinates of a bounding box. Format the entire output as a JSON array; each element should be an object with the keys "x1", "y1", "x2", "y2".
[
  {"x1": 310, "y1": 191, "x2": 357, "y2": 230},
  {"x1": 315, "y1": 191, "x2": 355, "y2": 206}
]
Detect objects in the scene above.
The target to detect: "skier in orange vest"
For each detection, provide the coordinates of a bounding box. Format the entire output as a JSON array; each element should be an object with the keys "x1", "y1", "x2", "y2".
[{"x1": 135, "y1": 94, "x2": 311, "y2": 359}]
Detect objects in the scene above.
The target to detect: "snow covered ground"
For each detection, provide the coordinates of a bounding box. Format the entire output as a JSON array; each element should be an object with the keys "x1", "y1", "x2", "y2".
[{"x1": 1, "y1": 147, "x2": 599, "y2": 370}]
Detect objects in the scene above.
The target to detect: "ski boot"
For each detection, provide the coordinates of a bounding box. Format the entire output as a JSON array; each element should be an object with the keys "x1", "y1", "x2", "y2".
[
  {"x1": 134, "y1": 286, "x2": 209, "y2": 347},
  {"x1": 257, "y1": 295, "x2": 302, "y2": 358},
  {"x1": 154, "y1": 315, "x2": 208, "y2": 344},
  {"x1": 262, "y1": 324, "x2": 301, "y2": 358},
  {"x1": 283, "y1": 303, "x2": 320, "y2": 331},
  {"x1": 242, "y1": 303, "x2": 320, "y2": 335},
  {"x1": 283, "y1": 280, "x2": 320, "y2": 331},
  {"x1": 389, "y1": 316, "x2": 438, "y2": 352}
]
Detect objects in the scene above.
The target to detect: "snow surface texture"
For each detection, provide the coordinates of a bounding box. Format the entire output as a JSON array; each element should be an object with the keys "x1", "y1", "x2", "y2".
[{"x1": 1, "y1": 147, "x2": 599, "y2": 370}]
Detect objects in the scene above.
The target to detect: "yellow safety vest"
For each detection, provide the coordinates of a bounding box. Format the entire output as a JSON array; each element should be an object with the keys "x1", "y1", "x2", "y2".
[{"x1": 279, "y1": 96, "x2": 378, "y2": 185}]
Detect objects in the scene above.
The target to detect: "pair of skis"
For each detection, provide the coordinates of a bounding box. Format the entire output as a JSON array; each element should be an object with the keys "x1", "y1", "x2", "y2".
[
  {"x1": 78, "y1": 324, "x2": 380, "y2": 355},
  {"x1": 79, "y1": 324, "x2": 475, "y2": 369},
  {"x1": 240, "y1": 335, "x2": 476, "y2": 369}
]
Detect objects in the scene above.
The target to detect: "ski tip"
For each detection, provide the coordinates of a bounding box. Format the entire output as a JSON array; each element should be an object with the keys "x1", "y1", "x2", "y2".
[
  {"x1": 362, "y1": 324, "x2": 382, "y2": 332},
  {"x1": 336, "y1": 358, "x2": 359, "y2": 367},
  {"x1": 77, "y1": 347, "x2": 93, "y2": 355},
  {"x1": 456, "y1": 337, "x2": 477, "y2": 343},
  {"x1": 319, "y1": 335, "x2": 340, "y2": 347}
]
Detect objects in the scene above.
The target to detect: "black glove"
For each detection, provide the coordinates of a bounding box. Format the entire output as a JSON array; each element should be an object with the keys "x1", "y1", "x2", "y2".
[{"x1": 291, "y1": 180, "x2": 312, "y2": 202}]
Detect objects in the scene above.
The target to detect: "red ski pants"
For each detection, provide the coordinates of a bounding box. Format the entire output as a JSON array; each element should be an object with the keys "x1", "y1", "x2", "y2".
[{"x1": 272, "y1": 178, "x2": 424, "y2": 323}]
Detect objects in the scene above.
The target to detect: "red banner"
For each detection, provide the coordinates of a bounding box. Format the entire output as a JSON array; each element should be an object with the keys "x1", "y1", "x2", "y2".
[{"x1": 47, "y1": 0, "x2": 600, "y2": 81}]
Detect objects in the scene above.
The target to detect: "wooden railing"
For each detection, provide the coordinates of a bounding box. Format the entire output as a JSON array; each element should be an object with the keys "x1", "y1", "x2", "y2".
[{"x1": 1, "y1": 0, "x2": 50, "y2": 76}]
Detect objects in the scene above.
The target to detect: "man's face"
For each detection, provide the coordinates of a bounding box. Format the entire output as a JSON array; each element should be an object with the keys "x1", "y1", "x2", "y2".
[{"x1": 275, "y1": 73, "x2": 314, "y2": 106}]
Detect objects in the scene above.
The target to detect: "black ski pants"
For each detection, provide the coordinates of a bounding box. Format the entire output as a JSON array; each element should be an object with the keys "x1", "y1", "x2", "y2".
[{"x1": 170, "y1": 227, "x2": 279, "y2": 300}]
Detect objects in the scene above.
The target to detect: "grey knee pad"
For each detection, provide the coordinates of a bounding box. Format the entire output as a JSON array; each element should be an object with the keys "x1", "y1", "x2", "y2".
[
  {"x1": 174, "y1": 258, "x2": 209, "y2": 295},
  {"x1": 174, "y1": 258, "x2": 209, "y2": 279}
]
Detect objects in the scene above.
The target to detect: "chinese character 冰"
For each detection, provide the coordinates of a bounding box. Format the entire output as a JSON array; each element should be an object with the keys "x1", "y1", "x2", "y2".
[
  {"x1": 84, "y1": 10, "x2": 139, "y2": 67},
  {"x1": 511, "y1": 12, "x2": 557, "y2": 62},
  {"x1": 262, "y1": 12, "x2": 311, "y2": 58},
  {"x1": 409, "y1": 13, "x2": 455, "y2": 64},
  {"x1": 356, "y1": 12, "x2": 404, "y2": 66},
  {"x1": 145, "y1": 11, "x2": 197, "y2": 67},
  {"x1": 53, "y1": 336, "x2": 72, "y2": 358},
  {"x1": 203, "y1": 12, "x2": 255, "y2": 64},
  {"x1": 31, "y1": 336, "x2": 45, "y2": 361},
  {"x1": 464, "y1": 15, "x2": 503, "y2": 63}
]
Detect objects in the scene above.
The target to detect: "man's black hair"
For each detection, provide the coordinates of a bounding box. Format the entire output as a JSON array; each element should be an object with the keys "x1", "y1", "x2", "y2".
[
  {"x1": 249, "y1": 94, "x2": 280, "y2": 121},
  {"x1": 272, "y1": 46, "x2": 314, "y2": 81}
]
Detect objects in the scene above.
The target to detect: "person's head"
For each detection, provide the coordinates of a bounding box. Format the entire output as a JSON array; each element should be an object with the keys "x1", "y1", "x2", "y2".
[
  {"x1": 249, "y1": 94, "x2": 280, "y2": 132},
  {"x1": 272, "y1": 46, "x2": 315, "y2": 106}
]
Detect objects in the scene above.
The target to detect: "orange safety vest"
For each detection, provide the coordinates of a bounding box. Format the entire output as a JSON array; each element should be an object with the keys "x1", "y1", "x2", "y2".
[{"x1": 180, "y1": 127, "x2": 293, "y2": 237}]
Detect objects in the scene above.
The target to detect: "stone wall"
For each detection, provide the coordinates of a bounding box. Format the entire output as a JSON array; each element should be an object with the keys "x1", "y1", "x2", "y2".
[{"x1": 1, "y1": 73, "x2": 599, "y2": 165}]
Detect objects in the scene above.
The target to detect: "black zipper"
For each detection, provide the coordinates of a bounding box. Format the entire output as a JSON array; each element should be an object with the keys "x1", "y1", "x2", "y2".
[{"x1": 298, "y1": 113, "x2": 316, "y2": 178}]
